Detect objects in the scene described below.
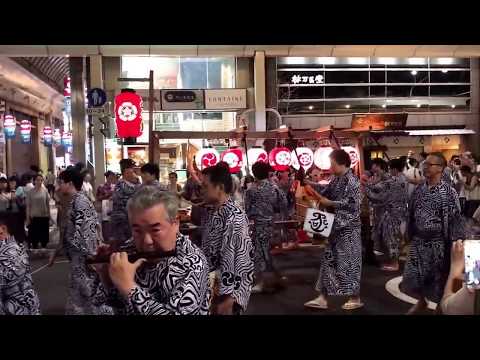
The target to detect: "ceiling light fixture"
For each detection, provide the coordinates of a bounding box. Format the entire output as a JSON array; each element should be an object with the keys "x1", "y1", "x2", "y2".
[
  {"x1": 382, "y1": 104, "x2": 387, "y2": 108},
  {"x1": 345, "y1": 104, "x2": 351, "y2": 109},
  {"x1": 308, "y1": 105, "x2": 314, "y2": 110},
  {"x1": 411, "y1": 70, "x2": 418, "y2": 75}
]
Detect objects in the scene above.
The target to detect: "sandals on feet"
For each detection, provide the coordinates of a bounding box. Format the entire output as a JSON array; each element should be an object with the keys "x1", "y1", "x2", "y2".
[{"x1": 341, "y1": 300, "x2": 364, "y2": 310}]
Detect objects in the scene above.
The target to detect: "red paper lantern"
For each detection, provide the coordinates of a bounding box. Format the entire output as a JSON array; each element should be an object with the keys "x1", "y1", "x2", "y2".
[
  {"x1": 195, "y1": 147, "x2": 220, "y2": 170},
  {"x1": 269, "y1": 146, "x2": 291, "y2": 171},
  {"x1": 114, "y1": 91, "x2": 143, "y2": 138},
  {"x1": 221, "y1": 147, "x2": 244, "y2": 173}
]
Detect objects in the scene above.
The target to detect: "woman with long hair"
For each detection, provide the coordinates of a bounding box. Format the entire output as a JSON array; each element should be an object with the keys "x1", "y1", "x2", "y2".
[{"x1": 26, "y1": 174, "x2": 51, "y2": 249}]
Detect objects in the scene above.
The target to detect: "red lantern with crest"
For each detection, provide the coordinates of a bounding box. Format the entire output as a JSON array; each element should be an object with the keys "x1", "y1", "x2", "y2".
[
  {"x1": 269, "y1": 145, "x2": 292, "y2": 171},
  {"x1": 221, "y1": 147, "x2": 244, "y2": 173},
  {"x1": 114, "y1": 90, "x2": 143, "y2": 138}
]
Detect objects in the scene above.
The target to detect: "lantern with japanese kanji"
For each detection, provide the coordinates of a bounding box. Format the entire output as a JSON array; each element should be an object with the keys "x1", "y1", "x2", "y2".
[
  {"x1": 269, "y1": 145, "x2": 291, "y2": 171},
  {"x1": 195, "y1": 147, "x2": 220, "y2": 170},
  {"x1": 313, "y1": 147, "x2": 334, "y2": 170},
  {"x1": 20, "y1": 120, "x2": 32, "y2": 144},
  {"x1": 247, "y1": 146, "x2": 268, "y2": 166},
  {"x1": 114, "y1": 91, "x2": 143, "y2": 138},
  {"x1": 343, "y1": 146, "x2": 360, "y2": 168},
  {"x1": 43, "y1": 126, "x2": 53, "y2": 146},
  {"x1": 221, "y1": 147, "x2": 244, "y2": 173},
  {"x1": 53, "y1": 128, "x2": 62, "y2": 146},
  {"x1": 291, "y1": 147, "x2": 314, "y2": 171},
  {"x1": 3, "y1": 114, "x2": 16, "y2": 139},
  {"x1": 62, "y1": 132, "x2": 72, "y2": 147}
]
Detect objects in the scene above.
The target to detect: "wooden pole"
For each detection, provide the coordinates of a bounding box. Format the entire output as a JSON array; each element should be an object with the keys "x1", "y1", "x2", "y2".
[{"x1": 148, "y1": 70, "x2": 155, "y2": 163}]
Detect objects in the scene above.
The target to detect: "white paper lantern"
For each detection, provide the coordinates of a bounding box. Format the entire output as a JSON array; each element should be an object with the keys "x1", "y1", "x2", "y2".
[
  {"x1": 291, "y1": 147, "x2": 314, "y2": 171},
  {"x1": 343, "y1": 146, "x2": 360, "y2": 168},
  {"x1": 247, "y1": 147, "x2": 268, "y2": 166},
  {"x1": 195, "y1": 147, "x2": 220, "y2": 170},
  {"x1": 313, "y1": 147, "x2": 334, "y2": 170}
]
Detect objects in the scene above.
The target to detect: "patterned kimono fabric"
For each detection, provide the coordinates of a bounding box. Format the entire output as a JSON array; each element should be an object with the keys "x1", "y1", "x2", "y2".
[
  {"x1": 64, "y1": 192, "x2": 113, "y2": 315},
  {"x1": 402, "y1": 181, "x2": 465, "y2": 303},
  {"x1": 103, "y1": 235, "x2": 211, "y2": 315},
  {"x1": 245, "y1": 180, "x2": 288, "y2": 274},
  {"x1": 0, "y1": 236, "x2": 41, "y2": 315},
  {"x1": 366, "y1": 174, "x2": 408, "y2": 261},
  {"x1": 313, "y1": 169, "x2": 362, "y2": 296},
  {"x1": 110, "y1": 179, "x2": 140, "y2": 247},
  {"x1": 202, "y1": 198, "x2": 254, "y2": 313}
]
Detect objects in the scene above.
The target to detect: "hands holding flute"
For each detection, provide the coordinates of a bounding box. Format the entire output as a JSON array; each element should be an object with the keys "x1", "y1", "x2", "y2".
[{"x1": 92, "y1": 244, "x2": 146, "y2": 298}]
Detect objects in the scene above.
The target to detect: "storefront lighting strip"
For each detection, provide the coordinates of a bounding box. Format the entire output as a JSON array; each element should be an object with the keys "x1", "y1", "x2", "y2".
[
  {"x1": 277, "y1": 68, "x2": 469, "y2": 72},
  {"x1": 277, "y1": 82, "x2": 470, "y2": 87},
  {"x1": 407, "y1": 129, "x2": 475, "y2": 136}
]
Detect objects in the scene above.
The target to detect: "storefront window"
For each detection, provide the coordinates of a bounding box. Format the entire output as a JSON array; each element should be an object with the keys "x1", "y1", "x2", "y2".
[
  {"x1": 121, "y1": 56, "x2": 237, "y2": 182},
  {"x1": 277, "y1": 57, "x2": 471, "y2": 115},
  {"x1": 121, "y1": 56, "x2": 235, "y2": 89}
]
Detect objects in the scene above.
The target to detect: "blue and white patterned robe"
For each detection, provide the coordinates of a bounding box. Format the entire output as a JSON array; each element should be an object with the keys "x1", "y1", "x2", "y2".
[
  {"x1": 64, "y1": 192, "x2": 113, "y2": 315},
  {"x1": 0, "y1": 236, "x2": 41, "y2": 315},
  {"x1": 365, "y1": 173, "x2": 408, "y2": 260},
  {"x1": 312, "y1": 169, "x2": 362, "y2": 296},
  {"x1": 202, "y1": 197, "x2": 254, "y2": 312},
  {"x1": 104, "y1": 234, "x2": 211, "y2": 315},
  {"x1": 245, "y1": 180, "x2": 288, "y2": 273},
  {"x1": 402, "y1": 180, "x2": 466, "y2": 303},
  {"x1": 110, "y1": 179, "x2": 141, "y2": 246}
]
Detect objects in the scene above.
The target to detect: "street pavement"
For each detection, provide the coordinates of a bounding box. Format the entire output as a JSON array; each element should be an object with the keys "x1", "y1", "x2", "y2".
[{"x1": 30, "y1": 243, "x2": 415, "y2": 315}]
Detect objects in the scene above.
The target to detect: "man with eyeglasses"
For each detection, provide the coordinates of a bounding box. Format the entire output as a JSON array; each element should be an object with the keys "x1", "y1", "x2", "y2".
[{"x1": 401, "y1": 152, "x2": 465, "y2": 315}]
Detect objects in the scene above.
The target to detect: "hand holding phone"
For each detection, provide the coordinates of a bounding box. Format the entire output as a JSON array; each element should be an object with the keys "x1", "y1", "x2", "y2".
[{"x1": 464, "y1": 239, "x2": 480, "y2": 290}]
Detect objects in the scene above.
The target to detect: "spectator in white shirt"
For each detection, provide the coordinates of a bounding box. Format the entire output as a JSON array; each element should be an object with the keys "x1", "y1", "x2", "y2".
[{"x1": 81, "y1": 171, "x2": 96, "y2": 203}]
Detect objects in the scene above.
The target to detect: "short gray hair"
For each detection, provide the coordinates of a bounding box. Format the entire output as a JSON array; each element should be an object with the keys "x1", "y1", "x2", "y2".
[{"x1": 127, "y1": 186, "x2": 179, "y2": 221}]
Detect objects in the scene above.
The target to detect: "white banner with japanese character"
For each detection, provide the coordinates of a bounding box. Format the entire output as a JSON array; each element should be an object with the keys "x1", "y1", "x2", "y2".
[{"x1": 303, "y1": 208, "x2": 334, "y2": 238}]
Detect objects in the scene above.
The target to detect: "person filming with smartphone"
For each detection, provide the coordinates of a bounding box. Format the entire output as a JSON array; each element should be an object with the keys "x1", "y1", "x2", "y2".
[{"x1": 440, "y1": 240, "x2": 478, "y2": 315}]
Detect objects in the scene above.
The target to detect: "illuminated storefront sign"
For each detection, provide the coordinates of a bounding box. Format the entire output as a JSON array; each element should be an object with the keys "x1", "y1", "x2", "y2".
[{"x1": 291, "y1": 74, "x2": 324, "y2": 85}]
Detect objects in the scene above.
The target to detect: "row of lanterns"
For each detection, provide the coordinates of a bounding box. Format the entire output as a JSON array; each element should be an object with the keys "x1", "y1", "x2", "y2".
[
  {"x1": 195, "y1": 145, "x2": 359, "y2": 173},
  {"x1": 1, "y1": 115, "x2": 72, "y2": 147}
]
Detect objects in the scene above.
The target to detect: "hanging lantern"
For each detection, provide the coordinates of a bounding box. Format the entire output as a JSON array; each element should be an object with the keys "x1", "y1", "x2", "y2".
[
  {"x1": 195, "y1": 147, "x2": 220, "y2": 170},
  {"x1": 114, "y1": 91, "x2": 143, "y2": 138},
  {"x1": 247, "y1": 146, "x2": 268, "y2": 166},
  {"x1": 53, "y1": 128, "x2": 62, "y2": 146},
  {"x1": 291, "y1": 147, "x2": 314, "y2": 171},
  {"x1": 62, "y1": 132, "x2": 73, "y2": 147},
  {"x1": 43, "y1": 126, "x2": 53, "y2": 146},
  {"x1": 3, "y1": 114, "x2": 16, "y2": 139},
  {"x1": 64, "y1": 77, "x2": 71, "y2": 97},
  {"x1": 20, "y1": 120, "x2": 32, "y2": 144},
  {"x1": 313, "y1": 147, "x2": 334, "y2": 170},
  {"x1": 342, "y1": 146, "x2": 360, "y2": 168},
  {"x1": 221, "y1": 147, "x2": 244, "y2": 173},
  {"x1": 269, "y1": 145, "x2": 291, "y2": 171}
]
